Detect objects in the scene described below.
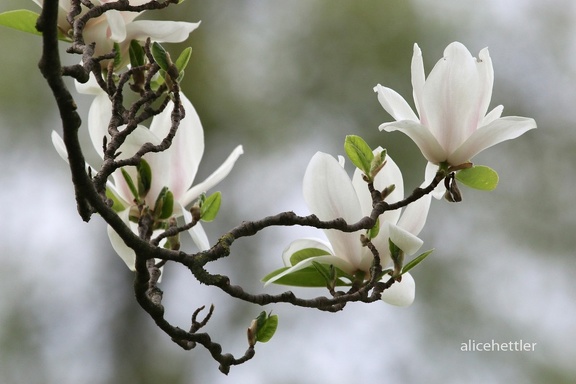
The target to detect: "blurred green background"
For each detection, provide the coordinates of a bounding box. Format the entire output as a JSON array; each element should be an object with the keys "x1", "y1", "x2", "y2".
[{"x1": 1, "y1": 1, "x2": 575, "y2": 383}]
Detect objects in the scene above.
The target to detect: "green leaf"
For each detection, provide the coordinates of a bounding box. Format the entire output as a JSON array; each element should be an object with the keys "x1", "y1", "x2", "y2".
[
  {"x1": 151, "y1": 42, "x2": 171, "y2": 72},
  {"x1": 367, "y1": 217, "x2": 380, "y2": 239},
  {"x1": 262, "y1": 265, "x2": 352, "y2": 287},
  {"x1": 402, "y1": 249, "x2": 434, "y2": 275},
  {"x1": 256, "y1": 314, "x2": 279, "y2": 343},
  {"x1": 0, "y1": 10, "x2": 69, "y2": 41},
  {"x1": 200, "y1": 191, "x2": 221, "y2": 221},
  {"x1": 137, "y1": 159, "x2": 152, "y2": 198},
  {"x1": 289, "y1": 247, "x2": 331, "y2": 266},
  {"x1": 129, "y1": 40, "x2": 145, "y2": 67},
  {"x1": 121, "y1": 168, "x2": 139, "y2": 200},
  {"x1": 174, "y1": 47, "x2": 192, "y2": 72},
  {"x1": 106, "y1": 187, "x2": 126, "y2": 212},
  {"x1": 455, "y1": 165, "x2": 499, "y2": 191},
  {"x1": 344, "y1": 135, "x2": 374, "y2": 176},
  {"x1": 113, "y1": 42, "x2": 122, "y2": 69},
  {"x1": 153, "y1": 187, "x2": 174, "y2": 219}
]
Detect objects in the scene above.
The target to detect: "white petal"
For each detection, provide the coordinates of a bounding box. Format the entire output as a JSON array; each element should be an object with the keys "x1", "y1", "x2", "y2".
[
  {"x1": 75, "y1": 73, "x2": 104, "y2": 95},
  {"x1": 126, "y1": 20, "x2": 201, "y2": 43},
  {"x1": 180, "y1": 145, "x2": 244, "y2": 208},
  {"x1": 396, "y1": 193, "x2": 431, "y2": 236},
  {"x1": 388, "y1": 222, "x2": 423, "y2": 255},
  {"x1": 281, "y1": 238, "x2": 333, "y2": 267},
  {"x1": 147, "y1": 94, "x2": 204, "y2": 203},
  {"x1": 107, "y1": 209, "x2": 136, "y2": 270},
  {"x1": 381, "y1": 272, "x2": 415, "y2": 307},
  {"x1": 87, "y1": 92, "x2": 112, "y2": 158},
  {"x1": 422, "y1": 42, "x2": 484, "y2": 153},
  {"x1": 481, "y1": 105, "x2": 503, "y2": 126},
  {"x1": 181, "y1": 206, "x2": 210, "y2": 251},
  {"x1": 411, "y1": 43, "x2": 427, "y2": 124},
  {"x1": 303, "y1": 152, "x2": 364, "y2": 267},
  {"x1": 424, "y1": 162, "x2": 445, "y2": 200},
  {"x1": 104, "y1": 10, "x2": 126, "y2": 42},
  {"x1": 380, "y1": 120, "x2": 447, "y2": 164},
  {"x1": 374, "y1": 84, "x2": 419, "y2": 122},
  {"x1": 475, "y1": 47, "x2": 495, "y2": 126},
  {"x1": 448, "y1": 116, "x2": 537, "y2": 165}
]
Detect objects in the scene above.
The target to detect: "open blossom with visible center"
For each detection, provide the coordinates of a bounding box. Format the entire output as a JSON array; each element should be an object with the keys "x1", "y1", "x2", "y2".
[
  {"x1": 52, "y1": 78, "x2": 243, "y2": 269},
  {"x1": 266, "y1": 151, "x2": 431, "y2": 306},
  {"x1": 375, "y1": 42, "x2": 536, "y2": 166},
  {"x1": 32, "y1": 0, "x2": 200, "y2": 67}
]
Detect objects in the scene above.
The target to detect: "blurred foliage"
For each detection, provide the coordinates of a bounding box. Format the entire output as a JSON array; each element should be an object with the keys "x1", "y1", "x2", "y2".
[{"x1": 1, "y1": 1, "x2": 575, "y2": 383}]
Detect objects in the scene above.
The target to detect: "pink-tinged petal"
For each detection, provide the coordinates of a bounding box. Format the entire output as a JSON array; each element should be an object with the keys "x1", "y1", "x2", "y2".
[
  {"x1": 448, "y1": 116, "x2": 537, "y2": 165},
  {"x1": 303, "y1": 152, "x2": 364, "y2": 267},
  {"x1": 107, "y1": 209, "x2": 136, "y2": 270},
  {"x1": 281, "y1": 238, "x2": 333, "y2": 267},
  {"x1": 387, "y1": 222, "x2": 423, "y2": 255},
  {"x1": 380, "y1": 120, "x2": 447, "y2": 164},
  {"x1": 148, "y1": 94, "x2": 204, "y2": 203},
  {"x1": 381, "y1": 272, "x2": 415, "y2": 307},
  {"x1": 422, "y1": 42, "x2": 483, "y2": 153},
  {"x1": 374, "y1": 84, "x2": 419, "y2": 122},
  {"x1": 104, "y1": 10, "x2": 126, "y2": 42},
  {"x1": 126, "y1": 20, "x2": 201, "y2": 43},
  {"x1": 480, "y1": 105, "x2": 503, "y2": 126},
  {"x1": 263, "y1": 255, "x2": 355, "y2": 286},
  {"x1": 181, "y1": 206, "x2": 210, "y2": 250},
  {"x1": 411, "y1": 43, "x2": 427, "y2": 124},
  {"x1": 180, "y1": 145, "x2": 244, "y2": 208},
  {"x1": 396, "y1": 193, "x2": 431, "y2": 236}
]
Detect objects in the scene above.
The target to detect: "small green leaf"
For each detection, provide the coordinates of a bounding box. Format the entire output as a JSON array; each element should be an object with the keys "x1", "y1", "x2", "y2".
[
  {"x1": 174, "y1": 47, "x2": 192, "y2": 72},
  {"x1": 455, "y1": 165, "x2": 499, "y2": 191},
  {"x1": 151, "y1": 42, "x2": 171, "y2": 72},
  {"x1": 129, "y1": 40, "x2": 145, "y2": 67},
  {"x1": 256, "y1": 314, "x2": 279, "y2": 343},
  {"x1": 113, "y1": 42, "x2": 122, "y2": 69},
  {"x1": 344, "y1": 135, "x2": 374, "y2": 176},
  {"x1": 106, "y1": 187, "x2": 126, "y2": 212},
  {"x1": 137, "y1": 159, "x2": 152, "y2": 198},
  {"x1": 402, "y1": 249, "x2": 434, "y2": 275},
  {"x1": 200, "y1": 191, "x2": 221, "y2": 222},
  {"x1": 153, "y1": 187, "x2": 174, "y2": 219},
  {"x1": 0, "y1": 10, "x2": 70, "y2": 41},
  {"x1": 289, "y1": 247, "x2": 331, "y2": 266},
  {"x1": 367, "y1": 217, "x2": 380, "y2": 239},
  {"x1": 121, "y1": 168, "x2": 139, "y2": 200}
]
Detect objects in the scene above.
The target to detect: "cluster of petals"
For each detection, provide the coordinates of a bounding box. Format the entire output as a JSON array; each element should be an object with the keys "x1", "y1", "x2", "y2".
[
  {"x1": 32, "y1": 0, "x2": 200, "y2": 66},
  {"x1": 52, "y1": 78, "x2": 243, "y2": 269},
  {"x1": 374, "y1": 42, "x2": 536, "y2": 166},
  {"x1": 267, "y1": 151, "x2": 431, "y2": 306}
]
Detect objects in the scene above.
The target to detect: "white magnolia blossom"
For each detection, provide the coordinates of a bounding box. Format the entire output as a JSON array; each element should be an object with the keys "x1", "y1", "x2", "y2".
[
  {"x1": 52, "y1": 79, "x2": 243, "y2": 269},
  {"x1": 267, "y1": 151, "x2": 431, "y2": 307},
  {"x1": 375, "y1": 42, "x2": 536, "y2": 166},
  {"x1": 32, "y1": 0, "x2": 200, "y2": 67}
]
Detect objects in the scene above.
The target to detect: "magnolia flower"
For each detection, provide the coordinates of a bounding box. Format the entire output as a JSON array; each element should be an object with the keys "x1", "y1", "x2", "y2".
[
  {"x1": 32, "y1": 0, "x2": 199, "y2": 67},
  {"x1": 266, "y1": 151, "x2": 431, "y2": 306},
  {"x1": 52, "y1": 80, "x2": 243, "y2": 269},
  {"x1": 375, "y1": 42, "x2": 536, "y2": 166}
]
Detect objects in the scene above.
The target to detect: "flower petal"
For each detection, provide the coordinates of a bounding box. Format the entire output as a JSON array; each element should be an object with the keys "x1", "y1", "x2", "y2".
[
  {"x1": 87, "y1": 92, "x2": 113, "y2": 158},
  {"x1": 180, "y1": 145, "x2": 244, "y2": 208},
  {"x1": 388, "y1": 222, "x2": 423, "y2": 256},
  {"x1": 424, "y1": 162, "x2": 445, "y2": 200},
  {"x1": 107, "y1": 209, "x2": 136, "y2": 271},
  {"x1": 411, "y1": 43, "x2": 427, "y2": 124},
  {"x1": 480, "y1": 105, "x2": 503, "y2": 126},
  {"x1": 147, "y1": 94, "x2": 204, "y2": 203},
  {"x1": 381, "y1": 272, "x2": 415, "y2": 306},
  {"x1": 380, "y1": 120, "x2": 447, "y2": 164},
  {"x1": 104, "y1": 10, "x2": 127, "y2": 42},
  {"x1": 374, "y1": 84, "x2": 419, "y2": 122},
  {"x1": 396, "y1": 192, "x2": 431, "y2": 236},
  {"x1": 181, "y1": 205, "x2": 210, "y2": 251},
  {"x1": 303, "y1": 152, "x2": 364, "y2": 268},
  {"x1": 126, "y1": 20, "x2": 201, "y2": 43},
  {"x1": 448, "y1": 116, "x2": 537, "y2": 165}
]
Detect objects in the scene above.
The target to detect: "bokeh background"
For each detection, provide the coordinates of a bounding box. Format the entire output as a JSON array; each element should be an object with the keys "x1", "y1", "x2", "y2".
[{"x1": 1, "y1": 1, "x2": 575, "y2": 383}]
